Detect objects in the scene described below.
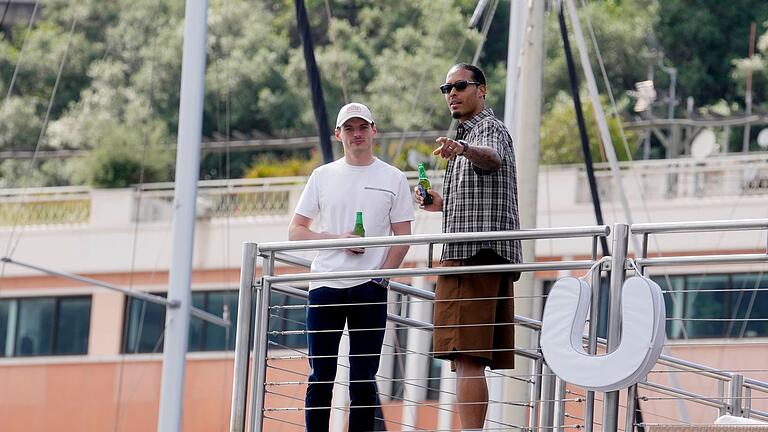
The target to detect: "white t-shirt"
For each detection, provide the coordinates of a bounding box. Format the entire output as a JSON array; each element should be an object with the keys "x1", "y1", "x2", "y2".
[{"x1": 294, "y1": 157, "x2": 415, "y2": 290}]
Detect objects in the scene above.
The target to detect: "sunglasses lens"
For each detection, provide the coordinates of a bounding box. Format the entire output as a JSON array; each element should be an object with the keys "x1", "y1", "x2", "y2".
[{"x1": 440, "y1": 80, "x2": 473, "y2": 94}]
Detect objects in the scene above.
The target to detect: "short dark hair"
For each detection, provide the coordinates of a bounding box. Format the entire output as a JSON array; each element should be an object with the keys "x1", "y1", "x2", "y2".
[{"x1": 450, "y1": 63, "x2": 486, "y2": 85}]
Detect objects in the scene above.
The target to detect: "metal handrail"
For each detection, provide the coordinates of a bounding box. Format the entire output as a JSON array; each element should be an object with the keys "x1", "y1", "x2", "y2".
[
  {"x1": 657, "y1": 355, "x2": 732, "y2": 381},
  {"x1": 637, "y1": 254, "x2": 768, "y2": 267},
  {"x1": 632, "y1": 218, "x2": 768, "y2": 234},
  {"x1": 257, "y1": 225, "x2": 611, "y2": 252}
]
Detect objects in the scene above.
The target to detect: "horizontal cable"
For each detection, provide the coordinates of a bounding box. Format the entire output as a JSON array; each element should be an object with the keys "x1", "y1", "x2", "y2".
[
  {"x1": 264, "y1": 260, "x2": 597, "y2": 284},
  {"x1": 662, "y1": 287, "x2": 768, "y2": 294},
  {"x1": 637, "y1": 253, "x2": 768, "y2": 268},
  {"x1": 666, "y1": 317, "x2": 768, "y2": 322}
]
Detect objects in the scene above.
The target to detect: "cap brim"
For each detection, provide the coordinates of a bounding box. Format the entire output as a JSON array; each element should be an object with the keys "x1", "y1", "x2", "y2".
[{"x1": 336, "y1": 115, "x2": 374, "y2": 128}]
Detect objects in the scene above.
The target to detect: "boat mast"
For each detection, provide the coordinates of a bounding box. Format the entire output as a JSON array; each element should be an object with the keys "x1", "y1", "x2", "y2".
[
  {"x1": 157, "y1": 1, "x2": 208, "y2": 431},
  {"x1": 502, "y1": 0, "x2": 545, "y2": 429}
]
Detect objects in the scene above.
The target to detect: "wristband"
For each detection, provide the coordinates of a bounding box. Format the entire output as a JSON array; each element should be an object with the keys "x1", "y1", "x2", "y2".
[
  {"x1": 372, "y1": 277, "x2": 390, "y2": 288},
  {"x1": 458, "y1": 139, "x2": 470, "y2": 155}
]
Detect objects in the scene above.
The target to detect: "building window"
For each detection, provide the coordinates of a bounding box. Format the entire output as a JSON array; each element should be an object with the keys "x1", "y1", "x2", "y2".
[
  {"x1": 121, "y1": 290, "x2": 309, "y2": 354},
  {"x1": 656, "y1": 273, "x2": 768, "y2": 339},
  {"x1": 122, "y1": 295, "x2": 167, "y2": 353},
  {"x1": 189, "y1": 291, "x2": 239, "y2": 352},
  {"x1": 0, "y1": 296, "x2": 91, "y2": 357},
  {"x1": 122, "y1": 290, "x2": 240, "y2": 353}
]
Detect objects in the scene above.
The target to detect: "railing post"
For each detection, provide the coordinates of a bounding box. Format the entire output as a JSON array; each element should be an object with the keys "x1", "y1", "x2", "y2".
[
  {"x1": 584, "y1": 257, "x2": 604, "y2": 432},
  {"x1": 229, "y1": 242, "x2": 258, "y2": 432},
  {"x1": 553, "y1": 377, "x2": 566, "y2": 432},
  {"x1": 530, "y1": 357, "x2": 544, "y2": 432},
  {"x1": 246, "y1": 251, "x2": 274, "y2": 432},
  {"x1": 402, "y1": 279, "x2": 433, "y2": 430},
  {"x1": 625, "y1": 384, "x2": 638, "y2": 432},
  {"x1": 744, "y1": 387, "x2": 753, "y2": 418},
  {"x1": 603, "y1": 223, "x2": 629, "y2": 432},
  {"x1": 718, "y1": 379, "x2": 727, "y2": 417},
  {"x1": 540, "y1": 365, "x2": 556, "y2": 432},
  {"x1": 729, "y1": 374, "x2": 744, "y2": 416}
]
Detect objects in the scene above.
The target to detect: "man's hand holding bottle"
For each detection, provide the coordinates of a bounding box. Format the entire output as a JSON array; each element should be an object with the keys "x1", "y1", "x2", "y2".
[{"x1": 413, "y1": 186, "x2": 443, "y2": 211}]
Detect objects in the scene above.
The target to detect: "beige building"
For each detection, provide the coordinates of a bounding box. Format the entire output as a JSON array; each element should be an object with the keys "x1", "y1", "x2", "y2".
[{"x1": 1, "y1": 153, "x2": 767, "y2": 431}]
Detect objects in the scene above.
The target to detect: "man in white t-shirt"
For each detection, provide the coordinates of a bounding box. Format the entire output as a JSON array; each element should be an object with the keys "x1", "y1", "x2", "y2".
[{"x1": 289, "y1": 102, "x2": 414, "y2": 432}]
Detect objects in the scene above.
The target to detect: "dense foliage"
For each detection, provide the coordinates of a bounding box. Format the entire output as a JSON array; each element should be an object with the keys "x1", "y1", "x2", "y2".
[{"x1": 0, "y1": 0, "x2": 765, "y2": 187}]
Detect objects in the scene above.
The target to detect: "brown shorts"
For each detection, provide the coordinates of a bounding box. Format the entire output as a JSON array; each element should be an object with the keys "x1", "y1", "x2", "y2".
[{"x1": 432, "y1": 250, "x2": 517, "y2": 370}]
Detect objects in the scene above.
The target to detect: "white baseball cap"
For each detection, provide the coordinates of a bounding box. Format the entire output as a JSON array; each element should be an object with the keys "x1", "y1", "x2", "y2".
[{"x1": 335, "y1": 102, "x2": 374, "y2": 128}]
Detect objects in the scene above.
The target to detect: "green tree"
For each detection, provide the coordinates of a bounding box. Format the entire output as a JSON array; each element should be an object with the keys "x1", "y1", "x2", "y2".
[
  {"x1": 543, "y1": 0, "x2": 657, "y2": 110},
  {"x1": 7, "y1": 0, "x2": 764, "y2": 185},
  {"x1": 656, "y1": 0, "x2": 768, "y2": 107},
  {"x1": 0, "y1": 159, "x2": 75, "y2": 188},
  {"x1": 73, "y1": 131, "x2": 173, "y2": 187},
  {"x1": 0, "y1": 5, "x2": 107, "y2": 119},
  {"x1": 48, "y1": 60, "x2": 174, "y2": 187},
  {"x1": 0, "y1": 96, "x2": 43, "y2": 150},
  {"x1": 731, "y1": 22, "x2": 768, "y2": 113},
  {"x1": 540, "y1": 91, "x2": 637, "y2": 165}
]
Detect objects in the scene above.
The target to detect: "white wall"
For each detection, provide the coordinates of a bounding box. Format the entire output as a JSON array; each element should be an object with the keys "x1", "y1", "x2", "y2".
[{"x1": 1, "y1": 155, "x2": 766, "y2": 277}]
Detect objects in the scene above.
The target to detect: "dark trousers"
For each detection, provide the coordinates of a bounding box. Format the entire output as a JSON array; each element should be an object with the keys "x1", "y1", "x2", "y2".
[{"x1": 305, "y1": 282, "x2": 388, "y2": 432}]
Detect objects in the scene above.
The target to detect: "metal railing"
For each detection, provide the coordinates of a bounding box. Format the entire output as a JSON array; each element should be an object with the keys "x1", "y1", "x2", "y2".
[
  {"x1": 0, "y1": 185, "x2": 90, "y2": 226},
  {"x1": 229, "y1": 219, "x2": 768, "y2": 432},
  {"x1": 230, "y1": 226, "x2": 610, "y2": 432},
  {"x1": 575, "y1": 153, "x2": 768, "y2": 203},
  {"x1": 629, "y1": 218, "x2": 768, "y2": 430}
]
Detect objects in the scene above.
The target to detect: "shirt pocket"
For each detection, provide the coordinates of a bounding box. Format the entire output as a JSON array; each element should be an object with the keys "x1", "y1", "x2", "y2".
[{"x1": 362, "y1": 186, "x2": 396, "y2": 232}]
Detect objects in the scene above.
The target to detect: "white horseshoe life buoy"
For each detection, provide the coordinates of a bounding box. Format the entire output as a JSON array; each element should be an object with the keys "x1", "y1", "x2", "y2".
[{"x1": 540, "y1": 276, "x2": 666, "y2": 392}]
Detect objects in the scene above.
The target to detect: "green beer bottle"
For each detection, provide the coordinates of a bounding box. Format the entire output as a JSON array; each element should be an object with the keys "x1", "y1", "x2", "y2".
[
  {"x1": 352, "y1": 211, "x2": 365, "y2": 237},
  {"x1": 417, "y1": 163, "x2": 434, "y2": 205}
]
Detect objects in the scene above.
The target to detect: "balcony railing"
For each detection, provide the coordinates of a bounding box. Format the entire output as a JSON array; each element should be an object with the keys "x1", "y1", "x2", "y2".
[
  {"x1": 1, "y1": 152, "x2": 767, "y2": 227},
  {"x1": 576, "y1": 153, "x2": 768, "y2": 203},
  {"x1": 0, "y1": 186, "x2": 90, "y2": 226}
]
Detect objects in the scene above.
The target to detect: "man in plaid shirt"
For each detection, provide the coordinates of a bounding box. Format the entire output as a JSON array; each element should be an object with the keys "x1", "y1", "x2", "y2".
[{"x1": 415, "y1": 63, "x2": 522, "y2": 432}]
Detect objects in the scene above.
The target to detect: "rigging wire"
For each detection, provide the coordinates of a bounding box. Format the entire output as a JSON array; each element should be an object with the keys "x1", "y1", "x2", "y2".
[
  {"x1": 323, "y1": 0, "x2": 348, "y2": 103},
  {"x1": 2, "y1": 0, "x2": 39, "y2": 102},
  {"x1": 207, "y1": 0, "x2": 236, "y2": 429},
  {"x1": 108, "y1": 0, "x2": 168, "y2": 426},
  {"x1": 0, "y1": 0, "x2": 40, "y2": 275},
  {"x1": 409, "y1": 0, "x2": 500, "y2": 237},
  {"x1": 0, "y1": 2, "x2": 10, "y2": 29},
  {"x1": 556, "y1": 8, "x2": 768, "y2": 421},
  {"x1": 113, "y1": 0, "x2": 171, "y2": 406},
  {"x1": 388, "y1": 2, "x2": 450, "y2": 164},
  {"x1": 0, "y1": 3, "x2": 765, "y2": 430},
  {"x1": 576, "y1": 0, "x2": 766, "y2": 346},
  {"x1": 2, "y1": 9, "x2": 77, "y2": 261},
  {"x1": 113, "y1": 320, "x2": 168, "y2": 432}
]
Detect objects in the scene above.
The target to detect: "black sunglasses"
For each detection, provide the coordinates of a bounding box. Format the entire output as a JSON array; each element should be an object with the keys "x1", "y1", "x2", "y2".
[{"x1": 439, "y1": 80, "x2": 481, "y2": 94}]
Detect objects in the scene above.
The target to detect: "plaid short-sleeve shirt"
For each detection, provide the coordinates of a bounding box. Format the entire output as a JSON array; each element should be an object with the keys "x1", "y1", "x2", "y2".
[{"x1": 441, "y1": 108, "x2": 522, "y2": 264}]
